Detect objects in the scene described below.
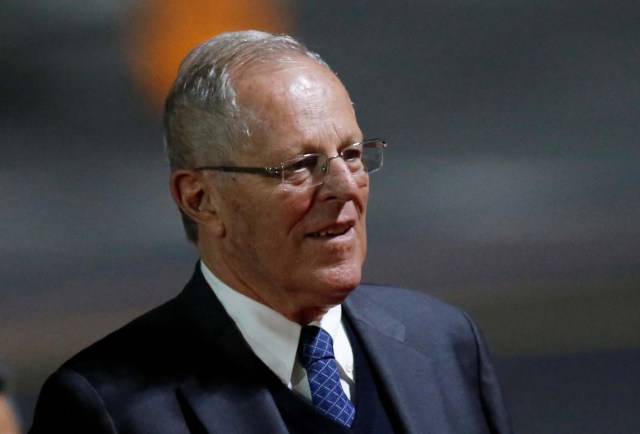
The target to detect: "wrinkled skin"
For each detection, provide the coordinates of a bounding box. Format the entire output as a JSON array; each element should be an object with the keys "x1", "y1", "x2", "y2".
[{"x1": 199, "y1": 56, "x2": 368, "y2": 324}]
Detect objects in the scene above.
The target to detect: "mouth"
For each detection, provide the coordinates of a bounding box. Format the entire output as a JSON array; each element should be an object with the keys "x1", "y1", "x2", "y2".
[{"x1": 307, "y1": 222, "x2": 354, "y2": 238}]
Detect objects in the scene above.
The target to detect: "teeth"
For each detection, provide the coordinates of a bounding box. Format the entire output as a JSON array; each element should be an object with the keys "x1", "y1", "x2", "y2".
[{"x1": 311, "y1": 224, "x2": 352, "y2": 237}]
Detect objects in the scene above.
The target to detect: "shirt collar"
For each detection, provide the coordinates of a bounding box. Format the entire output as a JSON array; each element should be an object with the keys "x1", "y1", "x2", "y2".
[{"x1": 200, "y1": 261, "x2": 343, "y2": 386}]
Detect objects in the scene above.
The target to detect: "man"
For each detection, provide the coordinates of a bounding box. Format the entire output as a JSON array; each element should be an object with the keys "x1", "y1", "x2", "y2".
[{"x1": 30, "y1": 31, "x2": 511, "y2": 433}]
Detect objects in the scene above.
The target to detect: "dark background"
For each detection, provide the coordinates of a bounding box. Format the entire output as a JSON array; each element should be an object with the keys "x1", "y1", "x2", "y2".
[{"x1": 1, "y1": 1, "x2": 639, "y2": 432}]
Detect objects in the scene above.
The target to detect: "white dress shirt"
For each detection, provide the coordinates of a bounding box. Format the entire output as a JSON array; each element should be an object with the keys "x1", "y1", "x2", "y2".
[{"x1": 200, "y1": 261, "x2": 356, "y2": 402}]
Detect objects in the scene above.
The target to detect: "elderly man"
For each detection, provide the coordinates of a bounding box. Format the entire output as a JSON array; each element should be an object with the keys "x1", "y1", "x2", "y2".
[{"x1": 31, "y1": 31, "x2": 511, "y2": 433}]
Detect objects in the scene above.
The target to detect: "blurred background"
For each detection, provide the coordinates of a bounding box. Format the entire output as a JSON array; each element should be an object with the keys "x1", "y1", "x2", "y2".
[{"x1": 1, "y1": 0, "x2": 639, "y2": 432}]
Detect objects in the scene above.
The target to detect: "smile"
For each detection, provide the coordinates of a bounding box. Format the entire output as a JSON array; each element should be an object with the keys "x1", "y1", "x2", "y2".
[{"x1": 307, "y1": 223, "x2": 354, "y2": 238}]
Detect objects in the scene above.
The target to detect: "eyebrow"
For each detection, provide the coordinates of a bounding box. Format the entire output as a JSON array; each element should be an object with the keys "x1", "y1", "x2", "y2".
[{"x1": 297, "y1": 137, "x2": 364, "y2": 155}]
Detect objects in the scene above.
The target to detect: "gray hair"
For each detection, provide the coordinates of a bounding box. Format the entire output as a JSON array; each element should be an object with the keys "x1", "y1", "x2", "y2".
[{"x1": 163, "y1": 30, "x2": 330, "y2": 243}]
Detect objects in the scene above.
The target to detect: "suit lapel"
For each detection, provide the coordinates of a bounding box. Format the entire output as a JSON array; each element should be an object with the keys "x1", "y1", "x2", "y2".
[
  {"x1": 173, "y1": 266, "x2": 288, "y2": 433},
  {"x1": 345, "y1": 287, "x2": 452, "y2": 434},
  {"x1": 178, "y1": 375, "x2": 287, "y2": 434}
]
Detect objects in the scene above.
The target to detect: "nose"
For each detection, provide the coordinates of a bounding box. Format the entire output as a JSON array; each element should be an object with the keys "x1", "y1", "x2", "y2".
[{"x1": 317, "y1": 156, "x2": 366, "y2": 201}]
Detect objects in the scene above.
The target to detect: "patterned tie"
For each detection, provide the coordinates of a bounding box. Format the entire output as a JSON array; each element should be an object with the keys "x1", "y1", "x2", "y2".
[{"x1": 298, "y1": 325, "x2": 356, "y2": 427}]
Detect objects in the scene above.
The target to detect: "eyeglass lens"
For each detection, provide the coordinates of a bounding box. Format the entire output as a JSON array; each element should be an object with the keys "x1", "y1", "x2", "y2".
[{"x1": 281, "y1": 140, "x2": 384, "y2": 189}]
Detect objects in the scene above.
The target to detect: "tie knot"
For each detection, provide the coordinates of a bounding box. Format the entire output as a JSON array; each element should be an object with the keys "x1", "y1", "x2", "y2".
[{"x1": 298, "y1": 326, "x2": 335, "y2": 368}]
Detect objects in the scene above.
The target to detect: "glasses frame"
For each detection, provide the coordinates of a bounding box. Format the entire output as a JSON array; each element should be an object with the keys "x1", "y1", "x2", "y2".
[{"x1": 193, "y1": 139, "x2": 387, "y2": 188}]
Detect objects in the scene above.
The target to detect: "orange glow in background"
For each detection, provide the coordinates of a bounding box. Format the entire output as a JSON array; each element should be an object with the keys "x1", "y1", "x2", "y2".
[{"x1": 123, "y1": 0, "x2": 294, "y2": 113}]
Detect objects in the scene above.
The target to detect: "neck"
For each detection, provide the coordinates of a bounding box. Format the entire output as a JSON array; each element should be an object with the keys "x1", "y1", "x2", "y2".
[{"x1": 199, "y1": 255, "x2": 330, "y2": 325}]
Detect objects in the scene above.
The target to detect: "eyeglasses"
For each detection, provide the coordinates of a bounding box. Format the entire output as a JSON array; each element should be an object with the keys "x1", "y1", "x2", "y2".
[{"x1": 194, "y1": 139, "x2": 387, "y2": 190}]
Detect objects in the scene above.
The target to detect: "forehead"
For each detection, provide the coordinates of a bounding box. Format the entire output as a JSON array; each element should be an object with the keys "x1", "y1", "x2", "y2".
[{"x1": 233, "y1": 56, "x2": 361, "y2": 156}]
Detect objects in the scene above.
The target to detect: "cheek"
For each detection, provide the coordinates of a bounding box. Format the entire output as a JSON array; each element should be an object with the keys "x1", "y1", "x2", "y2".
[
  {"x1": 276, "y1": 192, "x2": 314, "y2": 226},
  {"x1": 360, "y1": 183, "x2": 370, "y2": 209},
  {"x1": 247, "y1": 193, "x2": 312, "y2": 252},
  {"x1": 222, "y1": 194, "x2": 263, "y2": 248},
  {"x1": 357, "y1": 189, "x2": 369, "y2": 260}
]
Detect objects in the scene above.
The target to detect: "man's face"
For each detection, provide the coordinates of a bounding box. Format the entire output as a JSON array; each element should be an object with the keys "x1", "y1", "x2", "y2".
[{"x1": 204, "y1": 56, "x2": 368, "y2": 323}]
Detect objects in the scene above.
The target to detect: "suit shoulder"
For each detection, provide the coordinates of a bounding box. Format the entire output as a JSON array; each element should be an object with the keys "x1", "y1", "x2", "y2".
[
  {"x1": 355, "y1": 283, "x2": 466, "y2": 316},
  {"x1": 350, "y1": 283, "x2": 476, "y2": 335},
  {"x1": 30, "y1": 296, "x2": 191, "y2": 431},
  {"x1": 59, "y1": 295, "x2": 186, "y2": 377}
]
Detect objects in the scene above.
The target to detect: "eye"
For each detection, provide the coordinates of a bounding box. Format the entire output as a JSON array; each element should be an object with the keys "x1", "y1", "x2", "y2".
[
  {"x1": 287, "y1": 155, "x2": 320, "y2": 172},
  {"x1": 342, "y1": 146, "x2": 362, "y2": 161}
]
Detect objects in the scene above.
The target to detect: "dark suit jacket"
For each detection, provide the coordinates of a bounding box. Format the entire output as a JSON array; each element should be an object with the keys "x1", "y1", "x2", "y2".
[{"x1": 30, "y1": 266, "x2": 511, "y2": 433}]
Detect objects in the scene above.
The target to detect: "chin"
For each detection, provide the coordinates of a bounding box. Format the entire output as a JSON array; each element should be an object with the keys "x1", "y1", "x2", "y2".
[
  {"x1": 292, "y1": 265, "x2": 361, "y2": 324},
  {"x1": 315, "y1": 262, "x2": 362, "y2": 298}
]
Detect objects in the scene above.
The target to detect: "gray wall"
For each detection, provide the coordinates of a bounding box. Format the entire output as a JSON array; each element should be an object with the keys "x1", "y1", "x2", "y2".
[{"x1": 1, "y1": 1, "x2": 639, "y2": 432}]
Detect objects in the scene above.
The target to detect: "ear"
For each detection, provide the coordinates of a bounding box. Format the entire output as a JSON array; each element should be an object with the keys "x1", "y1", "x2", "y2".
[{"x1": 169, "y1": 170, "x2": 225, "y2": 237}]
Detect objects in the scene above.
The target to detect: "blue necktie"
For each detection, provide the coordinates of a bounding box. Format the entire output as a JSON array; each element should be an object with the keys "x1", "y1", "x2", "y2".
[{"x1": 298, "y1": 325, "x2": 356, "y2": 427}]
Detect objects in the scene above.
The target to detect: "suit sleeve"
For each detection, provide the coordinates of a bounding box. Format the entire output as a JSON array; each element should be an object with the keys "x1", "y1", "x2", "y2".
[
  {"x1": 29, "y1": 369, "x2": 117, "y2": 434},
  {"x1": 463, "y1": 312, "x2": 513, "y2": 434}
]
